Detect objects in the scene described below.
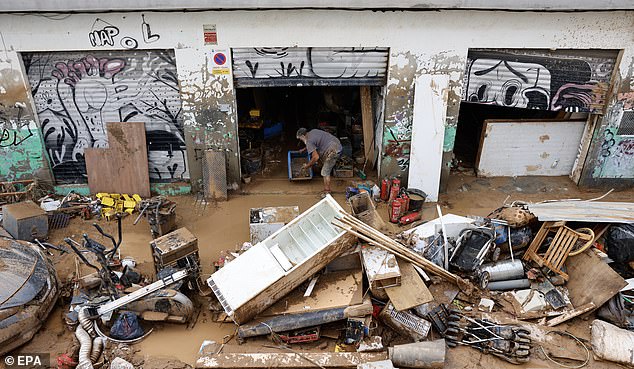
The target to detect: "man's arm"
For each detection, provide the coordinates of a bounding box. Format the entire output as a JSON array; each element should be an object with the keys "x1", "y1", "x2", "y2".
[{"x1": 303, "y1": 151, "x2": 319, "y2": 169}]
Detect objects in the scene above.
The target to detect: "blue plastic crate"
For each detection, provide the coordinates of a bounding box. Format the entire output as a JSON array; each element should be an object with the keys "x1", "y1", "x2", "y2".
[{"x1": 288, "y1": 150, "x2": 314, "y2": 181}]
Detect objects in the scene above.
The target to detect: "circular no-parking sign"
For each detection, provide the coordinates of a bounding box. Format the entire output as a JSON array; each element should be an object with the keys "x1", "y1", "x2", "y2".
[{"x1": 214, "y1": 53, "x2": 227, "y2": 66}]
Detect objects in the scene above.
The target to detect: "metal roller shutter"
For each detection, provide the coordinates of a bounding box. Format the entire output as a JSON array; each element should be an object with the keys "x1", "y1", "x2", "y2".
[
  {"x1": 23, "y1": 50, "x2": 188, "y2": 184},
  {"x1": 232, "y1": 47, "x2": 389, "y2": 88},
  {"x1": 462, "y1": 49, "x2": 619, "y2": 114}
]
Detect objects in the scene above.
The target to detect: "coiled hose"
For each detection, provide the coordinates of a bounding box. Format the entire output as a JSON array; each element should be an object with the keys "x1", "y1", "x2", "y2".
[
  {"x1": 78, "y1": 307, "x2": 96, "y2": 337},
  {"x1": 90, "y1": 337, "x2": 105, "y2": 363},
  {"x1": 75, "y1": 325, "x2": 94, "y2": 369}
]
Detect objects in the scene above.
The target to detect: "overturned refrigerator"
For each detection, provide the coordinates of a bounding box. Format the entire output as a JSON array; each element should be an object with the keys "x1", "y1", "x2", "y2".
[{"x1": 207, "y1": 195, "x2": 355, "y2": 324}]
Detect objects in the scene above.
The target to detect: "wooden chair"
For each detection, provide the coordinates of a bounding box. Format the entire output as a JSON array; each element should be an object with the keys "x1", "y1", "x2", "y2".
[{"x1": 523, "y1": 221, "x2": 594, "y2": 281}]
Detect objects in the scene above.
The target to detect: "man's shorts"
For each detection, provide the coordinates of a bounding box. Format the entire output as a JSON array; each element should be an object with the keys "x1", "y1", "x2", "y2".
[{"x1": 321, "y1": 149, "x2": 341, "y2": 177}]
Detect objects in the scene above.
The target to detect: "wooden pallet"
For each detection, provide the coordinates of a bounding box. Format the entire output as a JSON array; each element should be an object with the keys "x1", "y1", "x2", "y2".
[{"x1": 522, "y1": 221, "x2": 593, "y2": 281}]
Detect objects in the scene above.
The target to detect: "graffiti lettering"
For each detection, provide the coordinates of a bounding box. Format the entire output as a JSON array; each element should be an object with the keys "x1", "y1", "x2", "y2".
[
  {"x1": 600, "y1": 128, "x2": 616, "y2": 158},
  {"x1": 141, "y1": 15, "x2": 160, "y2": 43},
  {"x1": 89, "y1": 16, "x2": 160, "y2": 50},
  {"x1": 23, "y1": 50, "x2": 187, "y2": 183},
  {"x1": 463, "y1": 50, "x2": 615, "y2": 113},
  {"x1": 88, "y1": 26, "x2": 119, "y2": 47}
]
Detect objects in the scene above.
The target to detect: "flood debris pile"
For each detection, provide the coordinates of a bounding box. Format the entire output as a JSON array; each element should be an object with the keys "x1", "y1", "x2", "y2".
[{"x1": 198, "y1": 194, "x2": 634, "y2": 369}]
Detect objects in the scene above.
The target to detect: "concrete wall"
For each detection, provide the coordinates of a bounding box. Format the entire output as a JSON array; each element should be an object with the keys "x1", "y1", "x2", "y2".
[
  {"x1": 0, "y1": 53, "x2": 52, "y2": 182},
  {"x1": 1, "y1": 10, "x2": 633, "y2": 189}
]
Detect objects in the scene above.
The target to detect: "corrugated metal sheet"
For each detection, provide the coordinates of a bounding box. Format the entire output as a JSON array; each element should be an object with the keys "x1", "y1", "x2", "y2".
[
  {"x1": 23, "y1": 50, "x2": 188, "y2": 184},
  {"x1": 463, "y1": 49, "x2": 618, "y2": 113},
  {"x1": 476, "y1": 119, "x2": 586, "y2": 177},
  {"x1": 232, "y1": 47, "x2": 389, "y2": 87},
  {"x1": 527, "y1": 201, "x2": 634, "y2": 223}
]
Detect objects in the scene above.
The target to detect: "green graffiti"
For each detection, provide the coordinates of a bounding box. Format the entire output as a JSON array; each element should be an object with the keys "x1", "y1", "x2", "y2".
[
  {"x1": 443, "y1": 125, "x2": 457, "y2": 152},
  {"x1": 0, "y1": 128, "x2": 46, "y2": 180}
]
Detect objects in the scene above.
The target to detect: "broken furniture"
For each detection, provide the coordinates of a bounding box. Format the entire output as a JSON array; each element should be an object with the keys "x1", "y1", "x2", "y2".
[
  {"x1": 207, "y1": 195, "x2": 355, "y2": 324},
  {"x1": 523, "y1": 221, "x2": 594, "y2": 280},
  {"x1": 250, "y1": 206, "x2": 300, "y2": 244},
  {"x1": 137, "y1": 196, "x2": 177, "y2": 238},
  {"x1": 361, "y1": 245, "x2": 401, "y2": 289},
  {"x1": 0, "y1": 179, "x2": 36, "y2": 205},
  {"x1": 2, "y1": 200, "x2": 48, "y2": 241},
  {"x1": 335, "y1": 213, "x2": 471, "y2": 289},
  {"x1": 151, "y1": 227, "x2": 205, "y2": 292},
  {"x1": 84, "y1": 122, "x2": 151, "y2": 198},
  {"x1": 348, "y1": 192, "x2": 387, "y2": 231}
]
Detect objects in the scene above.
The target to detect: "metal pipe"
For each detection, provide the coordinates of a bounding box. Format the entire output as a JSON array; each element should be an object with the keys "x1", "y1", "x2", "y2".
[
  {"x1": 486, "y1": 279, "x2": 530, "y2": 291},
  {"x1": 389, "y1": 340, "x2": 446, "y2": 368},
  {"x1": 479, "y1": 259, "x2": 525, "y2": 287}
]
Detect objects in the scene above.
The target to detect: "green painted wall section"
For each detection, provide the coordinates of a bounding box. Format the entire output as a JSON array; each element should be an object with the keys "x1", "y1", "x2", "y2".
[
  {"x1": 443, "y1": 125, "x2": 457, "y2": 152},
  {"x1": 0, "y1": 127, "x2": 48, "y2": 181},
  {"x1": 53, "y1": 183, "x2": 191, "y2": 197}
]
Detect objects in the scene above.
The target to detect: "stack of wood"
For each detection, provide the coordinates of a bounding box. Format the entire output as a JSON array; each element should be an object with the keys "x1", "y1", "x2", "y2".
[{"x1": 333, "y1": 212, "x2": 472, "y2": 292}]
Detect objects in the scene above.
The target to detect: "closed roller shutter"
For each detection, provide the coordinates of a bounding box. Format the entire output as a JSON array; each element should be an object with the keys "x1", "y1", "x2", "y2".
[
  {"x1": 232, "y1": 47, "x2": 389, "y2": 88},
  {"x1": 462, "y1": 49, "x2": 619, "y2": 114},
  {"x1": 23, "y1": 50, "x2": 188, "y2": 184}
]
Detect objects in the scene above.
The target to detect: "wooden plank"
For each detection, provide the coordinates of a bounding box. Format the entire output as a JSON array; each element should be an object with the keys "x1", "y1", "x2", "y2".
[
  {"x1": 385, "y1": 260, "x2": 434, "y2": 311},
  {"x1": 360, "y1": 86, "x2": 375, "y2": 168},
  {"x1": 546, "y1": 302, "x2": 596, "y2": 327},
  {"x1": 565, "y1": 250, "x2": 627, "y2": 308},
  {"x1": 260, "y1": 269, "x2": 363, "y2": 316},
  {"x1": 196, "y1": 352, "x2": 389, "y2": 369},
  {"x1": 84, "y1": 122, "x2": 150, "y2": 197}
]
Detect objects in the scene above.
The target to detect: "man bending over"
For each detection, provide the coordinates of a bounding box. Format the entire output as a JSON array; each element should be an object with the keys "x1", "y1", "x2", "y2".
[{"x1": 296, "y1": 127, "x2": 342, "y2": 196}]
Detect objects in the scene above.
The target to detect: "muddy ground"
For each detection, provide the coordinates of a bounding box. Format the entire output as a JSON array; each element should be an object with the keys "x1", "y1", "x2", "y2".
[{"x1": 9, "y1": 173, "x2": 634, "y2": 368}]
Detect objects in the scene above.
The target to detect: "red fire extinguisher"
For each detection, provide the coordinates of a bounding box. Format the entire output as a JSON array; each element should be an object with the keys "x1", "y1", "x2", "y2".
[
  {"x1": 390, "y1": 198, "x2": 404, "y2": 223},
  {"x1": 389, "y1": 178, "x2": 400, "y2": 202},
  {"x1": 399, "y1": 211, "x2": 422, "y2": 226},
  {"x1": 380, "y1": 178, "x2": 390, "y2": 201},
  {"x1": 401, "y1": 192, "x2": 410, "y2": 212}
]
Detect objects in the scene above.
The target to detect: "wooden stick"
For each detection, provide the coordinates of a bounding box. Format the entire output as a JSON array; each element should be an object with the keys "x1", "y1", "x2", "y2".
[
  {"x1": 334, "y1": 213, "x2": 468, "y2": 287},
  {"x1": 546, "y1": 302, "x2": 595, "y2": 327}
]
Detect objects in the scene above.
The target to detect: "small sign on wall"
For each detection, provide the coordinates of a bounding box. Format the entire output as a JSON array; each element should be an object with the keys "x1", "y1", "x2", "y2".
[
  {"x1": 211, "y1": 51, "x2": 230, "y2": 75},
  {"x1": 203, "y1": 24, "x2": 217, "y2": 45}
]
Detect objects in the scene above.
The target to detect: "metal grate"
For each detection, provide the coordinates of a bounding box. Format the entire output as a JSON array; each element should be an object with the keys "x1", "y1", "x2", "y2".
[
  {"x1": 202, "y1": 150, "x2": 227, "y2": 200},
  {"x1": 617, "y1": 111, "x2": 634, "y2": 136}
]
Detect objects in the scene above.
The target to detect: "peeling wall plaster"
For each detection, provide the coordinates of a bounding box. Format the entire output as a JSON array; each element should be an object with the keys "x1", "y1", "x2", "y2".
[
  {"x1": 0, "y1": 56, "x2": 52, "y2": 182},
  {"x1": 1, "y1": 9, "x2": 634, "y2": 189}
]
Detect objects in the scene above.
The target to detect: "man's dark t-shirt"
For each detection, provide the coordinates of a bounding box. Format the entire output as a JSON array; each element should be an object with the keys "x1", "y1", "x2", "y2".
[{"x1": 305, "y1": 129, "x2": 342, "y2": 156}]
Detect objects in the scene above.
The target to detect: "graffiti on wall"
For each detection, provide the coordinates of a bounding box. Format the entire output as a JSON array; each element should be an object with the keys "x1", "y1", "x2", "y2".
[
  {"x1": 463, "y1": 50, "x2": 615, "y2": 113},
  {"x1": 23, "y1": 50, "x2": 187, "y2": 183},
  {"x1": 233, "y1": 47, "x2": 388, "y2": 85},
  {"x1": 89, "y1": 15, "x2": 160, "y2": 50},
  {"x1": 0, "y1": 103, "x2": 34, "y2": 148},
  {"x1": 592, "y1": 93, "x2": 634, "y2": 179}
]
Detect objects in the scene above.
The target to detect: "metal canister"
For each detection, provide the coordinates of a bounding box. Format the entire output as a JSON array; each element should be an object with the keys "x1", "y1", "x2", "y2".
[
  {"x1": 389, "y1": 179, "x2": 401, "y2": 202},
  {"x1": 380, "y1": 178, "x2": 391, "y2": 201},
  {"x1": 399, "y1": 211, "x2": 421, "y2": 226},
  {"x1": 389, "y1": 198, "x2": 403, "y2": 223},
  {"x1": 479, "y1": 259, "x2": 525, "y2": 289},
  {"x1": 401, "y1": 192, "x2": 410, "y2": 212}
]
